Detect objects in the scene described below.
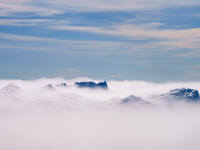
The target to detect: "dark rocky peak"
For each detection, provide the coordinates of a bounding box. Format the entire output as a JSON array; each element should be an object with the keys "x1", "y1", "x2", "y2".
[
  {"x1": 75, "y1": 81, "x2": 108, "y2": 89},
  {"x1": 162, "y1": 88, "x2": 200, "y2": 102},
  {"x1": 120, "y1": 95, "x2": 151, "y2": 105}
]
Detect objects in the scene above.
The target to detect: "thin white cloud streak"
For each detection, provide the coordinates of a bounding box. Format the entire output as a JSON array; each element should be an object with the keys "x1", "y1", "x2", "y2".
[
  {"x1": 1, "y1": 27, "x2": 200, "y2": 56},
  {"x1": 0, "y1": 18, "x2": 70, "y2": 27},
  {"x1": 0, "y1": 0, "x2": 200, "y2": 17},
  {"x1": 3, "y1": 23, "x2": 200, "y2": 48},
  {"x1": 0, "y1": 78, "x2": 200, "y2": 150},
  {"x1": 53, "y1": 24, "x2": 200, "y2": 40},
  {"x1": 31, "y1": 0, "x2": 200, "y2": 12},
  {"x1": 1, "y1": 24, "x2": 200, "y2": 57},
  {"x1": 0, "y1": 32, "x2": 137, "y2": 54},
  {"x1": 0, "y1": 32, "x2": 63, "y2": 42},
  {"x1": 0, "y1": 1, "x2": 63, "y2": 16},
  {"x1": 0, "y1": 19, "x2": 53, "y2": 26},
  {"x1": 52, "y1": 24, "x2": 200, "y2": 52}
]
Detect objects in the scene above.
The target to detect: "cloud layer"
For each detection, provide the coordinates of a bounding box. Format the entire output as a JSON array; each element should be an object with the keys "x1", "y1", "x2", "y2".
[{"x1": 1, "y1": 78, "x2": 200, "y2": 150}]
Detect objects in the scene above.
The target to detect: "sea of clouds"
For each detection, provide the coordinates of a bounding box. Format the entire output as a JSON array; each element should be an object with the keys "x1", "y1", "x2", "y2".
[{"x1": 0, "y1": 77, "x2": 200, "y2": 150}]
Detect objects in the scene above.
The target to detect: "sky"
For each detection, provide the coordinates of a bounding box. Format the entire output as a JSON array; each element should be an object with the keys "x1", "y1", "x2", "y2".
[{"x1": 0, "y1": 0, "x2": 200, "y2": 81}]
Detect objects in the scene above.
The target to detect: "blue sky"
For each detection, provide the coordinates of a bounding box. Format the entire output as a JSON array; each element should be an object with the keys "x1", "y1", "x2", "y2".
[{"x1": 0, "y1": 0, "x2": 200, "y2": 81}]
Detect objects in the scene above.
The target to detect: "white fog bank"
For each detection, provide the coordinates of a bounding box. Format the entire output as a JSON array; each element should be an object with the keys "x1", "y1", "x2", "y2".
[{"x1": 0, "y1": 78, "x2": 200, "y2": 150}]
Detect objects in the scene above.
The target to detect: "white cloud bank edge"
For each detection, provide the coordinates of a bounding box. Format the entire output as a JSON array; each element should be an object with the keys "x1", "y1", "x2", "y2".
[{"x1": 1, "y1": 77, "x2": 200, "y2": 150}]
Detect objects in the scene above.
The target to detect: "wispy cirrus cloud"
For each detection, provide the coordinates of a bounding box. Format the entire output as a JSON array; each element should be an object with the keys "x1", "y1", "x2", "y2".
[
  {"x1": 0, "y1": 19, "x2": 53, "y2": 26},
  {"x1": 0, "y1": 32, "x2": 140, "y2": 55},
  {"x1": 1, "y1": 19, "x2": 200, "y2": 57},
  {"x1": 52, "y1": 24, "x2": 200, "y2": 40},
  {"x1": 1, "y1": 0, "x2": 200, "y2": 17},
  {"x1": 52, "y1": 23, "x2": 200, "y2": 52},
  {"x1": 1, "y1": 0, "x2": 200, "y2": 54},
  {"x1": 38, "y1": 0, "x2": 200, "y2": 12},
  {"x1": 0, "y1": 0, "x2": 63, "y2": 16}
]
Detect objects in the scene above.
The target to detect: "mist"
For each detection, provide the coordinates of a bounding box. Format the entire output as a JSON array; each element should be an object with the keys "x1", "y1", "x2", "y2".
[{"x1": 1, "y1": 77, "x2": 200, "y2": 150}]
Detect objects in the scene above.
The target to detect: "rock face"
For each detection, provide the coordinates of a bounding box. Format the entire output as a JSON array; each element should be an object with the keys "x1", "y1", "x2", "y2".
[
  {"x1": 120, "y1": 95, "x2": 151, "y2": 105},
  {"x1": 164, "y1": 88, "x2": 200, "y2": 102},
  {"x1": 75, "y1": 81, "x2": 108, "y2": 89}
]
